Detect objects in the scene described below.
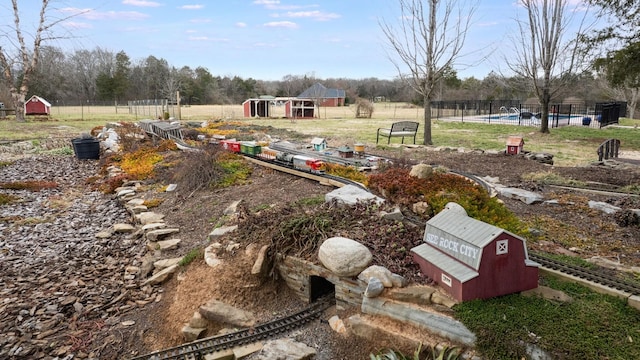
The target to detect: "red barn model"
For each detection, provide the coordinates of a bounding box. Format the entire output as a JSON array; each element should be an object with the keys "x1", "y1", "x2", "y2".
[
  {"x1": 24, "y1": 95, "x2": 51, "y2": 115},
  {"x1": 411, "y1": 202, "x2": 539, "y2": 302},
  {"x1": 506, "y1": 136, "x2": 524, "y2": 155}
]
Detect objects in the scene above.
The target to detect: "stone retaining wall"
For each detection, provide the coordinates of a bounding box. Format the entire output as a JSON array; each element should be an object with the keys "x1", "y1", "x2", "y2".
[{"x1": 277, "y1": 255, "x2": 365, "y2": 308}]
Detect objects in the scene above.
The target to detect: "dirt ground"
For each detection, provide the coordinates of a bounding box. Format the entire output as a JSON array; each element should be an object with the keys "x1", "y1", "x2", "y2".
[{"x1": 100, "y1": 133, "x2": 640, "y2": 359}]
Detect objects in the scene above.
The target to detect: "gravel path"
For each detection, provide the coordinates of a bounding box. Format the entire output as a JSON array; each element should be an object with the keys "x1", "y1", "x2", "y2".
[{"x1": 0, "y1": 155, "x2": 150, "y2": 359}]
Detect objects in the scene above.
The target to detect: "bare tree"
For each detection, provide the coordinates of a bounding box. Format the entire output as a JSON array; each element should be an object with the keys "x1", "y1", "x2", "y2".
[
  {"x1": 380, "y1": 0, "x2": 477, "y2": 145},
  {"x1": 506, "y1": 0, "x2": 591, "y2": 133},
  {"x1": 0, "y1": 0, "x2": 81, "y2": 121}
]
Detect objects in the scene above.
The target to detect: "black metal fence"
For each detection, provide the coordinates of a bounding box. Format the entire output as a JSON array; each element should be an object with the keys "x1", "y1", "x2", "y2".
[{"x1": 430, "y1": 100, "x2": 627, "y2": 128}]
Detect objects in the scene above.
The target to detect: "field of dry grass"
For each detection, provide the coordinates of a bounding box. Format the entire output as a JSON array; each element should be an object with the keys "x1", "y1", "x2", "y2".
[
  {"x1": 49, "y1": 102, "x2": 425, "y2": 121},
  {"x1": 3, "y1": 102, "x2": 640, "y2": 166}
]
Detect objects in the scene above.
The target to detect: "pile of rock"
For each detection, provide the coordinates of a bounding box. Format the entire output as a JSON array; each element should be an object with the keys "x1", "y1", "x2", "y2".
[{"x1": 0, "y1": 156, "x2": 159, "y2": 358}]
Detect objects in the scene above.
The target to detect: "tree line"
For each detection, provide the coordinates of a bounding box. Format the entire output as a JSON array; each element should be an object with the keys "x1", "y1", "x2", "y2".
[
  {"x1": 0, "y1": 45, "x2": 611, "y2": 108},
  {"x1": 1, "y1": 0, "x2": 639, "y2": 131}
]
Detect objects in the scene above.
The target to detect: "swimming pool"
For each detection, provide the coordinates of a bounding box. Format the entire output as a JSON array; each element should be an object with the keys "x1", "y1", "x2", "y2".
[
  {"x1": 482, "y1": 114, "x2": 520, "y2": 120},
  {"x1": 482, "y1": 114, "x2": 583, "y2": 121}
]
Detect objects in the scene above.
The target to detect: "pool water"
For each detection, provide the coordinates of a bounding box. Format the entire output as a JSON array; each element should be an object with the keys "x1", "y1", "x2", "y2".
[{"x1": 482, "y1": 114, "x2": 582, "y2": 121}]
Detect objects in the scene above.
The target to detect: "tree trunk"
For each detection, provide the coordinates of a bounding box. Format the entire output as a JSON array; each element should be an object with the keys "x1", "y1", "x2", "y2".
[
  {"x1": 423, "y1": 94, "x2": 433, "y2": 145},
  {"x1": 628, "y1": 88, "x2": 638, "y2": 119},
  {"x1": 13, "y1": 93, "x2": 26, "y2": 122},
  {"x1": 539, "y1": 88, "x2": 550, "y2": 134}
]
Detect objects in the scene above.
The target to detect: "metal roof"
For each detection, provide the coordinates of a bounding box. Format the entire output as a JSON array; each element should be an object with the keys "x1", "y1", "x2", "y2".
[
  {"x1": 26, "y1": 95, "x2": 51, "y2": 107},
  {"x1": 423, "y1": 203, "x2": 504, "y2": 270},
  {"x1": 506, "y1": 136, "x2": 524, "y2": 146},
  {"x1": 412, "y1": 244, "x2": 479, "y2": 283},
  {"x1": 298, "y1": 83, "x2": 345, "y2": 99}
]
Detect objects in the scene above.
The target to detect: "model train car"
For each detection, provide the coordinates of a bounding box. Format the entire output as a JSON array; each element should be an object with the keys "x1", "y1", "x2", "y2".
[{"x1": 220, "y1": 140, "x2": 325, "y2": 174}]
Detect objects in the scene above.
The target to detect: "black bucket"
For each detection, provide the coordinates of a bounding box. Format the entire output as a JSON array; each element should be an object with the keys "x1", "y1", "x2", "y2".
[{"x1": 71, "y1": 138, "x2": 100, "y2": 160}]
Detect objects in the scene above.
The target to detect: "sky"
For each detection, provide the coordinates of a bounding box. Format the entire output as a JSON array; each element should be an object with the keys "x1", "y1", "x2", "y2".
[{"x1": 4, "y1": 0, "x2": 597, "y2": 81}]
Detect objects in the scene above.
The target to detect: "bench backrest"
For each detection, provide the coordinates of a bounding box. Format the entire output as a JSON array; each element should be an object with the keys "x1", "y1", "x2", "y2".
[
  {"x1": 391, "y1": 121, "x2": 419, "y2": 132},
  {"x1": 597, "y1": 138, "x2": 620, "y2": 161}
]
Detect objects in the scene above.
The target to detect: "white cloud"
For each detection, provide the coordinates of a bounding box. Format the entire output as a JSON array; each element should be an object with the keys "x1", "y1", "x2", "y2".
[
  {"x1": 62, "y1": 21, "x2": 93, "y2": 30},
  {"x1": 253, "y1": 0, "x2": 318, "y2": 11},
  {"x1": 180, "y1": 4, "x2": 204, "y2": 10},
  {"x1": 253, "y1": 0, "x2": 280, "y2": 5},
  {"x1": 263, "y1": 21, "x2": 298, "y2": 29},
  {"x1": 236, "y1": 22, "x2": 247, "y2": 28},
  {"x1": 59, "y1": 8, "x2": 150, "y2": 21},
  {"x1": 285, "y1": 10, "x2": 340, "y2": 21},
  {"x1": 122, "y1": 0, "x2": 161, "y2": 7}
]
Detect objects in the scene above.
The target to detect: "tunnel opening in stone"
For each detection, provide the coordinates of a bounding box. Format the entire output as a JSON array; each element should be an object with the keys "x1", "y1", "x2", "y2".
[{"x1": 309, "y1": 275, "x2": 335, "y2": 302}]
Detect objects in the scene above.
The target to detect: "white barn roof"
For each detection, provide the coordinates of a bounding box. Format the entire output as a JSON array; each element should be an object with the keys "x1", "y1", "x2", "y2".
[
  {"x1": 26, "y1": 95, "x2": 51, "y2": 107},
  {"x1": 423, "y1": 203, "x2": 506, "y2": 271},
  {"x1": 412, "y1": 243, "x2": 479, "y2": 282}
]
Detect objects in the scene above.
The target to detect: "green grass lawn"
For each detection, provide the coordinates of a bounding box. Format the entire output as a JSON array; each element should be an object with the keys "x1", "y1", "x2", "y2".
[
  {"x1": 455, "y1": 275, "x2": 640, "y2": 359},
  {"x1": 2, "y1": 113, "x2": 639, "y2": 166}
]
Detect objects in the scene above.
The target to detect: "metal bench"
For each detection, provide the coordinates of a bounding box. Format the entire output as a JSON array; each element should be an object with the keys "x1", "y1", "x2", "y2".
[{"x1": 376, "y1": 121, "x2": 419, "y2": 144}]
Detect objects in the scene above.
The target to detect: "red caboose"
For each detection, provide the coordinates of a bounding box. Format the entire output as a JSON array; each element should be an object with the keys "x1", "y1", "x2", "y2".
[
  {"x1": 411, "y1": 202, "x2": 539, "y2": 302},
  {"x1": 220, "y1": 140, "x2": 241, "y2": 153}
]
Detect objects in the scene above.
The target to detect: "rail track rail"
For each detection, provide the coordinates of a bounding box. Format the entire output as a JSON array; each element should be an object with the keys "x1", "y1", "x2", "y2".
[
  {"x1": 242, "y1": 154, "x2": 369, "y2": 191},
  {"x1": 248, "y1": 148, "x2": 640, "y2": 298},
  {"x1": 269, "y1": 142, "x2": 376, "y2": 169},
  {"x1": 529, "y1": 253, "x2": 640, "y2": 296},
  {"x1": 129, "y1": 296, "x2": 335, "y2": 360}
]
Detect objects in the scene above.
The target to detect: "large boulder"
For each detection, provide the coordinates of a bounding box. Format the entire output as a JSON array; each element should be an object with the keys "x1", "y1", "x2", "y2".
[
  {"x1": 409, "y1": 163, "x2": 433, "y2": 178},
  {"x1": 318, "y1": 237, "x2": 372, "y2": 277}
]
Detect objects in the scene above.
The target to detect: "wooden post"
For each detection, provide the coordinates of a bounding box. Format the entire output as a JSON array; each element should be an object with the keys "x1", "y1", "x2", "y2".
[{"x1": 176, "y1": 91, "x2": 181, "y2": 120}]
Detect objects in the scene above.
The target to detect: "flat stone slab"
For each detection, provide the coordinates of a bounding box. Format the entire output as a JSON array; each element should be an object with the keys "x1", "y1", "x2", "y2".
[
  {"x1": 199, "y1": 299, "x2": 255, "y2": 327},
  {"x1": 154, "y1": 257, "x2": 183, "y2": 270},
  {"x1": 208, "y1": 225, "x2": 238, "y2": 239},
  {"x1": 157, "y1": 238, "x2": 181, "y2": 250},
  {"x1": 325, "y1": 185, "x2": 384, "y2": 206},
  {"x1": 112, "y1": 223, "x2": 135, "y2": 233},
  {"x1": 496, "y1": 186, "x2": 544, "y2": 204},
  {"x1": 144, "y1": 264, "x2": 178, "y2": 285},
  {"x1": 142, "y1": 222, "x2": 166, "y2": 231},
  {"x1": 146, "y1": 228, "x2": 179, "y2": 241},
  {"x1": 136, "y1": 212, "x2": 165, "y2": 225},
  {"x1": 361, "y1": 297, "x2": 476, "y2": 346},
  {"x1": 588, "y1": 200, "x2": 621, "y2": 214}
]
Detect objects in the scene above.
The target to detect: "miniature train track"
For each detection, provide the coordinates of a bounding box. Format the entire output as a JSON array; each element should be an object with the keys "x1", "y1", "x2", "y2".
[
  {"x1": 129, "y1": 296, "x2": 335, "y2": 360},
  {"x1": 548, "y1": 184, "x2": 640, "y2": 197},
  {"x1": 242, "y1": 154, "x2": 369, "y2": 191},
  {"x1": 269, "y1": 143, "x2": 375, "y2": 168},
  {"x1": 529, "y1": 253, "x2": 640, "y2": 296}
]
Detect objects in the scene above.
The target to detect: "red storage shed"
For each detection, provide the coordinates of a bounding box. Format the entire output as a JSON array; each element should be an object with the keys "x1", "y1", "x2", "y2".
[
  {"x1": 242, "y1": 98, "x2": 272, "y2": 118},
  {"x1": 411, "y1": 202, "x2": 539, "y2": 302},
  {"x1": 25, "y1": 95, "x2": 51, "y2": 115}
]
